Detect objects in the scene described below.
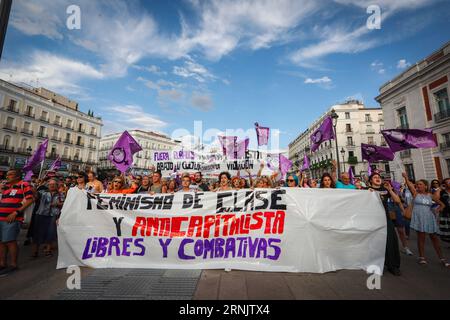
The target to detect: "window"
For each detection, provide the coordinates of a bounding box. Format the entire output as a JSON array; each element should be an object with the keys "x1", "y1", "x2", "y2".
[
  {"x1": 346, "y1": 124, "x2": 352, "y2": 132},
  {"x1": 347, "y1": 136, "x2": 353, "y2": 146},
  {"x1": 66, "y1": 133, "x2": 71, "y2": 140},
  {"x1": 21, "y1": 139, "x2": 28, "y2": 150},
  {"x1": 366, "y1": 124, "x2": 374, "y2": 133},
  {"x1": 385, "y1": 163, "x2": 390, "y2": 173},
  {"x1": 3, "y1": 135, "x2": 11, "y2": 148},
  {"x1": 63, "y1": 147, "x2": 69, "y2": 157},
  {"x1": 24, "y1": 121, "x2": 31, "y2": 130},
  {"x1": 51, "y1": 145, "x2": 57, "y2": 155},
  {"x1": 397, "y1": 107, "x2": 409, "y2": 129},
  {"x1": 348, "y1": 151, "x2": 354, "y2": 157},
  {"x1": 345, "y1": 112, "x2": 350, "y2": 119},
  {"x1": 368, "y1": 136, "x2": 374, "y2": 144},
  {"x1": 55, "y1": 115, "x2": 61, "y2": 125},
  {"x1": 434, "y1": 88, "x2": 450, "y2": 113},
  {"x1": 378, "y1": 113, "x2": 383, "y2": 121},
  {"x1": 365, "y1": 114, "x2": 372, "y2": 122},
  {"x1": 405, "y1": 164, "x2": 415, "y2": 181},
  {"x1": 447, "y1": 159, "x2": 450, "y2": 177},
  {"x1": 6, "y1": 116, "x2": 14, "y2": 127},
  {"x1": 67, "y1": 119, "x2": 73, "y2": 128},
  {"x1": 8, "y1": 99, "x2": 17, "y2": 110},
  {"x1": 26, "y1": 105, "x2": 33, "y2": 115},
  {"x1": 41, "y1": 111, "x2": 48, "y2": 120}
]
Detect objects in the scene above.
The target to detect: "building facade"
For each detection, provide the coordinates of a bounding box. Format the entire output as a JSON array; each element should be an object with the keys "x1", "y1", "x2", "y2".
[
  {"x1": 0, "y1": 79, "x2": 103, "y2": 176},
  {"x1": 289, "y1": 100, "x2": 387, "y2": 179},
  {"x1": 98, "y1": 130, "x2": 181, "y2": 176},
  {"x1": 375, "y1": 41, "x2": 450, "y2": 181}
]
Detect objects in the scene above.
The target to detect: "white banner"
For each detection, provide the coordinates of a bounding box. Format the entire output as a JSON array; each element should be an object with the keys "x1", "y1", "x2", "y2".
[{"x1": 57, "y1": 188, "x2": 387, "y2": 274}]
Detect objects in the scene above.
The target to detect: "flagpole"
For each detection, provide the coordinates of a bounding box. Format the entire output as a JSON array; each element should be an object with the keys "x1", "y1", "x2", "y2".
[{"x1": 38, "y1": 160, "x2": 45, "y2": 180}]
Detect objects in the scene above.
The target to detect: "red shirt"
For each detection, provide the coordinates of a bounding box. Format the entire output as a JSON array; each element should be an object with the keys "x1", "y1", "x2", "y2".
[{"x1": 0, "y1": 181, "x2": 34, "y2": 222}]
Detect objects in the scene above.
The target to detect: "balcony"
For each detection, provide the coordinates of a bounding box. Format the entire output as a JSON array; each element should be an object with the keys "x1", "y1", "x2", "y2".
[
  {"x1": 380, "y1": 141, "x2": 387, "y2": 146},
  {"x1": 400, "y1": 149, "x2": 411, "y2": 158},
  {"x1": 48, "y1": 152, "x2": 58, "y2": 159},
  {"x1": 0, "y1": 145, "x2": 14, "y2": 152},
  {"x1": 434, "y1": 108, "x2": 450, "y2": 123},
  {"x1": 37, "y1": 133, "x2": 48, "y2": 139},
  {"x1": 24, "y1": 112, "x2": 35, "y2": 119},
  {"x1": 75, "y1": 142, "x2": 85, "y2": 147},
  {"x1": 51, "y1": 136, "x2": 62, "y2": 142},
  {"x1": 64, "y1": 139, "x2": 73, "y2": 145},
  {"x1": 73, "y1": 156, "x2": 82, "y2": 163},
  {"x1": 346, "y1": 142, "x2": 355, "y2": 147},
  {"x1": 21, "y1": 128, "x2": 34, "y2": 136},
  {"x1": 348, "y1": 156, "x2": 358, "y2": 165},
  {"x1": 65, "y1": 124, "x2": 74, "y2": 130},
  {"x1": 53, "y1": 121, "x2": 62, "y2": 127},
  {"x1": 88, "y1": 145, "x2": 97, "y2": 150},
  {"x1": 365, "y1": 118, "x2": 373, "y2": 122},
  {"x1": 89, "y1": 131, "x2": 97, "y2": 137},
  {"x1": 366, "y1": 130, "x2": 375, "y2": 134},
  {"x1": 78, "y1": 128, "x2": 86, "y2": 133},
  {"x1": 4, "y1": 106, "x2": 19, "y2": 114},
  {"x1": 16, "y1": 148, "x2": 32, "y2": 155},
  {"x1": 40, "y1": 116, "x2": 50, "y2": 123},
  {"x1": 61, "y1": 155, "x2": 71, "y2": 161},
  {"x1": 440, "y1": 141, "x2": 450, "y2": 151},
  {"x1": 345, "y1": 129, "x2": 353, "y2": 134},
  {"x1": 3, "y1": 124, "x2": 17, "y2": 132}
]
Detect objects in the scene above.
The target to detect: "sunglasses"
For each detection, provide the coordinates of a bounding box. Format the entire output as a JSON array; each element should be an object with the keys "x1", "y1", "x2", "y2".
[
  {"x1": 288, "y1": 179, "x2": 295, "y2": 182},
  {"x1": 113, "y1": 181, "x2": 122, "y2": 183}
]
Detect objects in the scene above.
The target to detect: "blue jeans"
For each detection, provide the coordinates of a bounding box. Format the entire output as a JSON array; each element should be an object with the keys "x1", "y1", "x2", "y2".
[{"x1": 0, "y1": 221, "x2": 21, "y2": 243}]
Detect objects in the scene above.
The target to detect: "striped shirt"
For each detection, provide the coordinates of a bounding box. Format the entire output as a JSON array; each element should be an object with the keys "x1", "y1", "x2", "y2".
[{"x1": 0, "y1": 181, "x2": 34, "y2": 222}]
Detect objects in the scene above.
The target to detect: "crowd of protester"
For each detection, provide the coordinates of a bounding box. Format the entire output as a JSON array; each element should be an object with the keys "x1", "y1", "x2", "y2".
[{"x1": 0, "y1": 162, "x2": 449, "y2": 276}]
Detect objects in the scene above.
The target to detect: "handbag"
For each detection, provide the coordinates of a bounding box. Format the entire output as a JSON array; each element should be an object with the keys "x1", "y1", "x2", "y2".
[{"x1": 403, "y1": 203, "x2": 413, "y2": 220}]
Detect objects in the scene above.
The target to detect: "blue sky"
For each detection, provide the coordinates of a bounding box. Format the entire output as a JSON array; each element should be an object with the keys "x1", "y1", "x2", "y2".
[{"x1": 1, "y1": 0, "x2": 450, "y2": 150}]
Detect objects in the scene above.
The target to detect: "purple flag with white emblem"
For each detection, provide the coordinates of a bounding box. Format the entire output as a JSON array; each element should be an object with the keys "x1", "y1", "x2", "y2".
[
  {"x1": 310, "y1": 116, "x2": 335, "y2": 152},
  {"x1": 255, "y1": 123, "x2": 270, "y2": 146},
  {"x1": 218, "y1": 136, "x2": 237, "y2": 156},
  {"x1": 381, "y1": 129, "x2": 437, "y2": 152},
  {"x1": 361, "y1": 143, "x2": 395, "y2": 162},
  {"x1": 23, "y1": 139, "x2": 49, "y2": 172},
  {"x1": 108, "y1": 131, "x2": 143, "y2": 173}
]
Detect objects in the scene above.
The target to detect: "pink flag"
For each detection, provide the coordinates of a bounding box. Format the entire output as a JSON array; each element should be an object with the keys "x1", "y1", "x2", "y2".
[
  {"x1": 225, "y1": 138, "x2": 249, "y2": 159},
  {"x1": 279, "y1": 154, "x2": 293, "y2": 179},
  {"x1": 255, "y1": 123, "x2": 270, "y2": 146}
]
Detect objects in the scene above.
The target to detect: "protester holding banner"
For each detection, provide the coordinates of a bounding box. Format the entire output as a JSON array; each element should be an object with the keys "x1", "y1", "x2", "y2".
[
  {"x1": 73, "y1": 172, "x2": 88, "y2": 191},
  {"x1": 107, "y1": 176, "x2": 138, "y2": 194},
  {"x1": 180, "y1": 174, "x2": 195, "y2": 193},
  {"x1": 86, "y1": 172, "x2": 103, "y2": 194},
  {"x1": 136, "y1": 175, "x2": 151, "y2": 194},
  {"x1": 402, "y1": 173, "x2": 449, "y2": 267},
  {"x1": 231, "y1": 176, "x2": 242, "y2": 190},
  {"x1": 285, "y1": 174, "x2": 299, "y2": 188},
  {"x1": 191, "y1": 172, "x2": 209, "y2": 192},
  {"x1": 330, "y1": 160, "x2": 356, "y2": 189},
  {"x1": 319, "y1": 173, "x2": 336, "y2": 189},
  {"x1": 31, "y1": 179, "x2": 64, "y2": 258},
  {"x1": 150, "y1": 171, "x2": 163, "y2": 194},
  {"x1": 165, "y1": 179, "x2": 179, "y2": 194},
  {"x1": 216, "y1": 172, "x2": 233, "y2": 191},
  {"x1": 367, "y1": 172, "x2": 402, "y2": 276}
]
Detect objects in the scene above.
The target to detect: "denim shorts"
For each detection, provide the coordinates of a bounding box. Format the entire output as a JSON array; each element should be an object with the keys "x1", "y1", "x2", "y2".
[{"x1": 0, "y1": 221, "x2": 21, "y2": 243}]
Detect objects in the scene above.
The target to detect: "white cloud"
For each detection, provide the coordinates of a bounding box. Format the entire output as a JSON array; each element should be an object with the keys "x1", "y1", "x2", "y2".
[
  {"x1": 173, "y1": 60, "x2": 216, "y2": 83},
  {"x1": 370, "y1": 60, "x2": 386, "y2": 75},
  {"x1": 137, "y1": 77, "x2": 185, "y2": 103},
  {"x1": 304, "y1": 76, "x2": 332, "y2": 84},
  {"x1": 191, "y1": 92, "x2": 214, "y2": 111},
  {"x1": 104, "y1": 105, "x2": 168, "y2": 134},
  {"x1": 397, "y1": 59, "x2": 411, "y2": 69},
  {"x1": 133, "y1": 64, "x2": 167, "y2": 75},
  {"x1": 0, "y1": 51, "x2": 104, "y2": 97}
]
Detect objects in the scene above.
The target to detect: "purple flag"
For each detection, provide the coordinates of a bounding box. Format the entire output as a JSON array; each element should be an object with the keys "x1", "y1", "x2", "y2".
[
  {"x1": 225, "y1": 138, "x2": 249, "y2": 159},
  {"x1": 108, "y1": 131, "x2": 143, "y2": 173},
  {"x1": 301, "y1": 154, "x2": 310, "y2": 171},
  {"x1": 391, "y1": 181, "x2": 402, "y2": 193},
  {"x1": 381, "y1": 129, "x2": 437, "y2": 152},
  {"x1": 218, "y1": 136, "x2": 236, "y2": 156},
  {"x1": 279, "y1": 154, "x2": 293, "y2": 179},
  {"x1": 361, "y1": 143, "x2": 395, "y2": 162},
  {"x1": 23, "y1": 139, "x2": 49, "y2": 172},
  {"x1": 49, "y1": 156, "x2": 62, "y2": 171},
  {"x1": 348, "y1": 166, "x2": 355, "y2": 185},
  {"x1": 24, "y1": 170, "x2": 34, "y2": 182},
  {"x1": 310, "y1": 116, "x2": 335, "y2": 152},
  {"x1": 255, "y1": 123, "x2": 270, "y2": 146}
]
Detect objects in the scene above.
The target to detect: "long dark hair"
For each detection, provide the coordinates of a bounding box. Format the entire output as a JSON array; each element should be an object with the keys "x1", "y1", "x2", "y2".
[{"x1": 320, "y1": 173, "x2": 336, "y2": 189}]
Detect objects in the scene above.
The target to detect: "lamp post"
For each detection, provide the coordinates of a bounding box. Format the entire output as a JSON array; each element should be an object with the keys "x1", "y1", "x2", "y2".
[
  {"x1": 27, "y1": 146, "x2": 32, "y2": 155},
  {"x1": 340, "y1": 148, "x2": 346, "y2": 173},
  {"x1": 330, "y1": 109, "x2": 340, "y2": 176}
]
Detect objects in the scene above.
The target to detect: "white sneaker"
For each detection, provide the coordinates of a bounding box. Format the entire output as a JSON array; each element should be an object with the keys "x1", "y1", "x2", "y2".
[{"x1": 404, "y1": 247, "x2": 413, "y2": 256}]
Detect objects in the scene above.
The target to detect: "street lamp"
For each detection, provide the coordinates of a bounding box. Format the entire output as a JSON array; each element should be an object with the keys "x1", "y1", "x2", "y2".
[
  {"x1": 27, "y1": 146, "x2": 32, "y2": 154},
  {"x1": 340, "y1": 148, "x2": 346, "y2": 173},
  {"x1": 330, "y1": 109, "x2": 340, "y2": 176}
]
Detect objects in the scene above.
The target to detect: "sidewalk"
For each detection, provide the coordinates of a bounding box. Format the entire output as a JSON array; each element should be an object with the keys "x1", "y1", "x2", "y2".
[{"x1": 1, "y1": 229, "x2": 449, "y2": 300}]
